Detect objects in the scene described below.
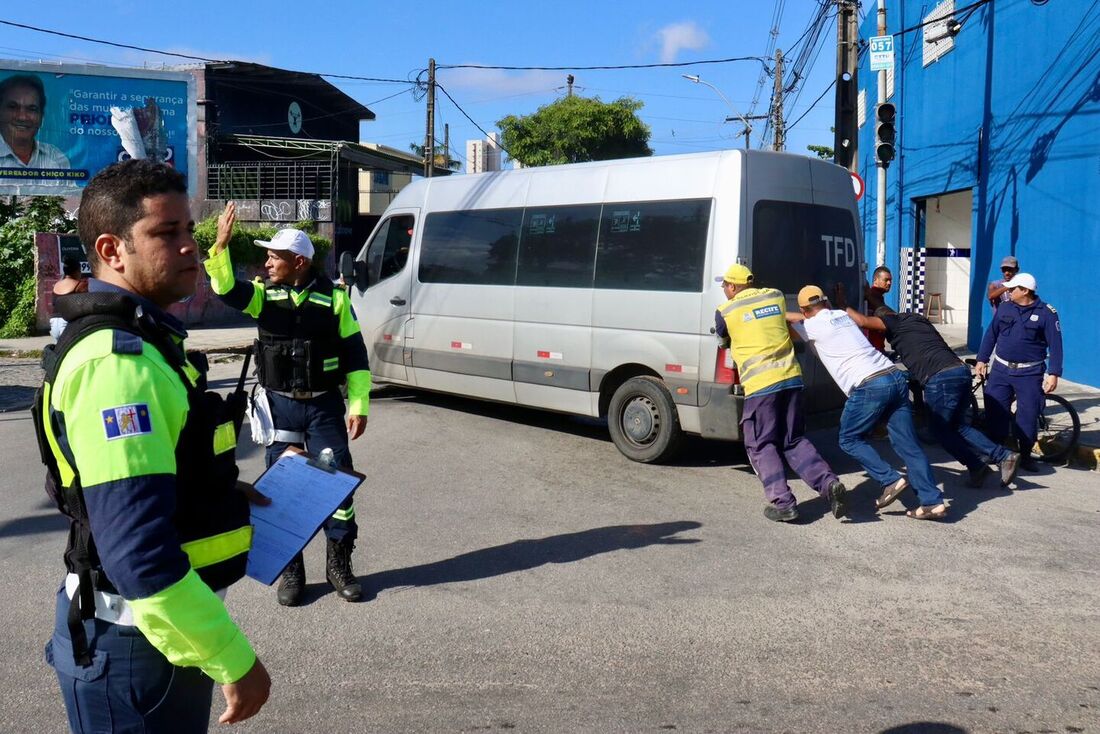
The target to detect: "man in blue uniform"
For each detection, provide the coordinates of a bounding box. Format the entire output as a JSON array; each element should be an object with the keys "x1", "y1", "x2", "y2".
[
  {"x1": 975, "y1": 272, "x2": 1063, "y2": 472},
  {"x1": 205, "y1": 202, "x2": 371, "y2": 606},
  {"x1": 36, "y1": 160, "x2": 271, "y2": 731}
]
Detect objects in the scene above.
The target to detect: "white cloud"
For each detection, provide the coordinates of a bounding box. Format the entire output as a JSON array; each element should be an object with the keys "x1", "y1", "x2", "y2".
[
  {"x1": 438, "y1": 66, "x2": 562, "y2": 99},
  {"x1": 656, "y1": 21, "x2": 710, "y2": 63}
]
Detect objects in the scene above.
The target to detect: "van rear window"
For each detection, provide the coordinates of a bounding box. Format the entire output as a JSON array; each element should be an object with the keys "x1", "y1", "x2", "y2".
[
  {"x1": 593, "y1": 198, "x2": 711, "y2": 292},
  {"x1": 751, "y1": 201, "x2": 861, "y2": 299}
]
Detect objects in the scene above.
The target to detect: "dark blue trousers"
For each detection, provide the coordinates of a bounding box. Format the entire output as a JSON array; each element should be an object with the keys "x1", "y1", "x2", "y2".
[
  {"x1": 265, "y1": 390, "x2": 358, "y2": 543},
  {"x1": 741, "y1": 387, "x2": 839, "y2": 511},
  {"x1": 46, "y1": 588, "x2": 214, "y2": 733},
  {"x1": 923, "y1": 365, "x2": 1011, "y2": 469},
  {"x1": 983, "y1": 366, "x2": 1043, "y2": 458}
]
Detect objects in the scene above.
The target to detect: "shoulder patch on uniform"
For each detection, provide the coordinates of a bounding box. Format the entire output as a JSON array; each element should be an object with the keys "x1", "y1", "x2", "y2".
[
  {"x1": 1046, "y1": 303, "x2": 1057, "y2": 313},
  {"x1": 102, "y1": 404, "x2": 153, "y2": 440},
  {"x1": 111, "y1": 330, "x2": 144, "y2": 355}
]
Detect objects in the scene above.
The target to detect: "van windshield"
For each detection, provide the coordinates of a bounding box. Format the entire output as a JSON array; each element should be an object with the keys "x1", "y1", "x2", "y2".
[{"x1": 751, "y1": 201, "x2": 862, "y2": 304}]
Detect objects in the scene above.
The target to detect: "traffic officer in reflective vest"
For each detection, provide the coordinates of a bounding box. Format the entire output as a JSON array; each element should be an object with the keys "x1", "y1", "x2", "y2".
[
  {"x1": 714, "y1": 264, "x2": 848, "y2": 523},
  {"x1": 205, "y1": 202, "x2": 371, "y2": 606},
  {"x1": 37, "y1": 160, "x2": 271, "y2": 731},
  {"x1": 974, "y1": 272, "x2": 1063, "y2": 472}
]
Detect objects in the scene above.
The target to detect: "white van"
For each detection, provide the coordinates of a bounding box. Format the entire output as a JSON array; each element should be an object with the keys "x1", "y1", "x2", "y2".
[{"x1": 340, "y1": 149, "x2": 862, "y2": 463}]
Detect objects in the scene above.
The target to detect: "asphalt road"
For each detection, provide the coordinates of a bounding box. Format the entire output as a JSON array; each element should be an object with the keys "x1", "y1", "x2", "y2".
[{"x1": 1, "y1": 358, "x2": 1098, "y2": 733}]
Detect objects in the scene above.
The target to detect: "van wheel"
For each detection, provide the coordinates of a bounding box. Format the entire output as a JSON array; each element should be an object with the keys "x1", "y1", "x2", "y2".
[{"x1": 608, "y1": 376, "x2": 684, "y2": 463}]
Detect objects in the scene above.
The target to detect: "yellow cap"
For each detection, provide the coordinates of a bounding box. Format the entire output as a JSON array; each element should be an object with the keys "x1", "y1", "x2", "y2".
[
  {"x1": 797, "y1": 285, "x2": 828, "y2": 308},
  {"x1": 715, "y1": 263, "x2": 754, "y2": 285}
]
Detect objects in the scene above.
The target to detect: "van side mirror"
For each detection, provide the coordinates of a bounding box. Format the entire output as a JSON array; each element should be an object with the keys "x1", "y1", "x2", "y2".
[{"x1": 340, "y1": 251, "x2": 370, "y2": 291}]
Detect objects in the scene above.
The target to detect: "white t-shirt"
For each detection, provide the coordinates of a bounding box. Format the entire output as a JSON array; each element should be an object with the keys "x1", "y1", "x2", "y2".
[{"x1": 792, "y1": 308, "x2": 895, "y2": 395}]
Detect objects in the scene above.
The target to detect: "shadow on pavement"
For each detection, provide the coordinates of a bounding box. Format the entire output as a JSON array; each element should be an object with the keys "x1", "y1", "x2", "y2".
[
  {"x1": 880, "y1": 723, "x2": 968, "y2": 734},
  {"x1": 0, "y1": 511, "x2": 68, "y2": 538},
  {"x1": 360, "y1": 521, "x2": 703, "y2": 601}
]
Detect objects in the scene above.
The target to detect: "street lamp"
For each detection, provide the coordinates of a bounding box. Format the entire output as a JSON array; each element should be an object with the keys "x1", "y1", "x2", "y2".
[{"x1": 682, "y1": 73, "x2": 755, "y2": 150}]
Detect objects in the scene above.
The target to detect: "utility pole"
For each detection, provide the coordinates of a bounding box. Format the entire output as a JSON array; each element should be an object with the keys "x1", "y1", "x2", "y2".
[
  {"x1": 443, "y1": 123, "x2": 450, "y2": 171},
  {"x1": 567, "y1": 74, "x2": 574, "y2": 97},
  {"x1": 772, "y1": 49, "x2": 785, "y2": 151},
  {"x1": 833, "y1": 0, "x2": 859, "y2": 170},
  {"x1": 876, "y1": 2, "x2": 887, "y2": 266},
  {"x1": 424, "y1": 58, "x2": 436, "y2": 178}
]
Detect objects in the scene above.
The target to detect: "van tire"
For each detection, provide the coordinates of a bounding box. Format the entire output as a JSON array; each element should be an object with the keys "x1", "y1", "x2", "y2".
[{"x1": 607, "y1": 376, "x2": 684, "y2": 464}]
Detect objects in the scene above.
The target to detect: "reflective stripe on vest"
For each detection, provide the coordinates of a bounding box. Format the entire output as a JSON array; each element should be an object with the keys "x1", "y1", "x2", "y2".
[
  {"x1": 181, "y1": 526, "x2": 253, "y2": 569},
  {"x1": 720, "y1": 288, "x2": 802, "y2": 396}
]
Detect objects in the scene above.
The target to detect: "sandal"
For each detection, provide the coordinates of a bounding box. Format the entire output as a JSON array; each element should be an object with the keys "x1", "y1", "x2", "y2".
[
  {"x1": 875, "y1": 478, "x2": 909, "y2": 510},
  {"x1": 906, "y1": 504, "x2": 947, "y2": 521}
]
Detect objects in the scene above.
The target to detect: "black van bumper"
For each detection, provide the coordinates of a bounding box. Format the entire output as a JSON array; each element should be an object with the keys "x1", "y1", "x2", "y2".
[{"x1": 697, "y1": 383, "x2": 744, "y2": 442}]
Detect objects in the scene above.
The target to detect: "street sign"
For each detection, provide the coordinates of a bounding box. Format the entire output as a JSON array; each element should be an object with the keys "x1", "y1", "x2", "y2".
[
  {"x1": 869, "y1": 35, "x2": 894, "y2": 71},
  {"x1": 851, "y1": 171, "x2": 865, "y2": 201}
]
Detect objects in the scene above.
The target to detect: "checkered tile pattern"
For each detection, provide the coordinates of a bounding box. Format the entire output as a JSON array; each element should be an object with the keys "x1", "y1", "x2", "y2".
[{"x1": 902, "y1": 247, "x2": 926, "y2": 314}]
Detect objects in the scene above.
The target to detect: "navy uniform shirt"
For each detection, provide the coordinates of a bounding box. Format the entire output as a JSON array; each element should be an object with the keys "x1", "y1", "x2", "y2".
[{"x1": 977, "y1": 297, "x2": 1063, "y2": 376}]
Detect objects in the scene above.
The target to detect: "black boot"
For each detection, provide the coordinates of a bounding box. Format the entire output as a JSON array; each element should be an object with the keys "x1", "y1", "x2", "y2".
[
  {"x1": 326, "y1": 538, "x2": 362, "y2": 602},
  {"x1": 276, "y1": 553, "x2": 305, "y2": 607}
]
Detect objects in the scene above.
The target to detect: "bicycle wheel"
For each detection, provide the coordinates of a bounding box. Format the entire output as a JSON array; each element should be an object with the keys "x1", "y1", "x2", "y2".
[{"x1": 1034, "y1": 393, "x2": 1081, "y2": 464}]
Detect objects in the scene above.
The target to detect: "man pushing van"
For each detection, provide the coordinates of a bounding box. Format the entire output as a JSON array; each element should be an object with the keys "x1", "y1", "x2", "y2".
[{"x1": 714, "y1": 264, "x2": 849, "y2": 523}]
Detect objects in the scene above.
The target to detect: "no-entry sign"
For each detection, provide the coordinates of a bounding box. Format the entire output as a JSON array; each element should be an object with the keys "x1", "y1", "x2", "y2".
[{"x1": 851, "y1": 171, "x2": 865, "y2": 201}]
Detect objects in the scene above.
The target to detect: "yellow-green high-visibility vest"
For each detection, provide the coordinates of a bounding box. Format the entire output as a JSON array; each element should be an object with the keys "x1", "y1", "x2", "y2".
[{"x1": 718, "y1": 287, "x2": 802, "y2": 396}]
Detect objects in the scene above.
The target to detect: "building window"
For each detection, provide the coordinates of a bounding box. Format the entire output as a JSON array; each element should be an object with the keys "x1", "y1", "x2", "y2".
[
  {"x1": 372, "y1": 170, "x2": 390, "y2": 187},
  {"x1": 857, "y1": 88, "x2": 867, "y2": 128},
  {"x1": 923, "y1": 0, "x2": 956, "y2": 67}
]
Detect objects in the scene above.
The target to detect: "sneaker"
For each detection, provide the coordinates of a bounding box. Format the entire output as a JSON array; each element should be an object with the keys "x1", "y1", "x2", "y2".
[
  {"x1": 967, "y1": 464, "x2": 993, "y2": 488},
  {"x1": 763, "y1": 504, "x2": 799, "y2": 523},
  {"x1": 999, "y1": 451, "x2": 1021, "y2": 486},
  {"x1": 828, "y1": 480, "x2": 849, "y2": 519}
]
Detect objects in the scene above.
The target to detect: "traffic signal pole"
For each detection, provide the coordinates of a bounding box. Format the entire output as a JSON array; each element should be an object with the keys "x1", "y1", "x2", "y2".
[{"x1": 875, "y1": 1, "x2": 888, "y2": 266}]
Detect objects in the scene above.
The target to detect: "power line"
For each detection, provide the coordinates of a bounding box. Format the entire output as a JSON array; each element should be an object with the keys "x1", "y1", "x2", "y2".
[
  {"x1": 434, "y1": 82, "x2": 513, "y2": 159},
  {"x1": 0, "y1": 18, "x2": 414, "y2": 83},
  {"x1": 785, "y1": 78, "x2": 836, "y2": 133},
  {"x1": 892, "y1": 0, "x2": 992, "y2": 37},
  {"x1": 437, "y1": 56, "x2": 769, "y2": 72}
]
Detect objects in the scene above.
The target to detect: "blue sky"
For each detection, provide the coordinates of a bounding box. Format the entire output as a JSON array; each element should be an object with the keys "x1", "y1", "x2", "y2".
[{"x1": 1, "y1": 0, "x2": 845, "y2": 168}]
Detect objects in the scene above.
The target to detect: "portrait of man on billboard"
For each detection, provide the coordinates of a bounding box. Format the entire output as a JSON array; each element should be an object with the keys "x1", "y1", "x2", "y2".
[{"x1": 0, "y1": 74, "x2": 71, "y2": 170}]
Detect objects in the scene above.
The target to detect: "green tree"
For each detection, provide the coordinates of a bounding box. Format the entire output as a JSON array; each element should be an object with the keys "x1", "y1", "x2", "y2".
[
  {"x1": 0, "y1": 196, "x2": 76, "y2": 337},
  {"x1": 409, "y1": 142, "x2": 462, "y2": 171},
  {"x1": 497, "y1": 96, "x2": 652, "y2": 167},
  {"x1": 806, "y1": 144, "x2": 835, "y2": 160}
]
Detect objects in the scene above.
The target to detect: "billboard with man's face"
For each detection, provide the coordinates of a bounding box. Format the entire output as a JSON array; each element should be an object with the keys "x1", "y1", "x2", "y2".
[{"x1": 0, "y1": 61, "x2": 196, "y2": 196}]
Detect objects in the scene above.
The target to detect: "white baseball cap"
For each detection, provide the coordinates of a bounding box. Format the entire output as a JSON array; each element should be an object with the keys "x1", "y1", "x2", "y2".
[
  {"x1": 254, "y1": 228, "x2": 314, "y2": 259},
  {"x1": 1002, "y1": 272, "x2": 1036, "y2": 292}
]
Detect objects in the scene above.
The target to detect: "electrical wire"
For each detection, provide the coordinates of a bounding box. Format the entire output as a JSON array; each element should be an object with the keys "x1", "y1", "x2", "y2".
[
  {"x1": 437, "y1": 56, "x2": 769, "y2": 72},
  {"x1": 434, "y1": 82, "x2": 514, "y2": 159},
  {"x1": 785, "y1": 78, "x2": 836, "y2": 132},
  {"x1": 891, "y1": 0, "x2": 992, "y2": 37},
  {"x1": 0, "y1": 18, "x2": 414, "y2": 83}
]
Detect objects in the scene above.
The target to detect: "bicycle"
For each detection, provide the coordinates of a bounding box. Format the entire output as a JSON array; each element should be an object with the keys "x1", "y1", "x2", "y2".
[{"x1": 962, "y1": 358, "x2": 1081, "y2": 464}]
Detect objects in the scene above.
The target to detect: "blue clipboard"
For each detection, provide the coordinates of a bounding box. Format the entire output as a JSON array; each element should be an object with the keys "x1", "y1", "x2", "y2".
[{"x1": 245, "y1": 447, "x2": 364, "y2": 585}]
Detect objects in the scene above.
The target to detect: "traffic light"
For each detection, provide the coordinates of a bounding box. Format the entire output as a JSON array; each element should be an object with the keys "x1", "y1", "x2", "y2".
[{"x1": 875, "y1": 102, "x2": 896, "y2": 166}]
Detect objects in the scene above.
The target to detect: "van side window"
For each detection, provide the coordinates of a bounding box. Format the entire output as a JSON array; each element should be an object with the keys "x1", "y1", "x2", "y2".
[
  {"x1": 751, "y1": 201, "x2": 860, "y2": 298},
  {"x1": 419, "y1": 209, "x2": 522, "y2": 285},
  {"x1": 365, "y1": 214, "x2": 415, "y2": 285},
  {"x1": 593, "y1": 198, "x2": 711, "y2": 292},
  {"x1": 516, "y1": 205, "x2": 601, "y2": 288}
]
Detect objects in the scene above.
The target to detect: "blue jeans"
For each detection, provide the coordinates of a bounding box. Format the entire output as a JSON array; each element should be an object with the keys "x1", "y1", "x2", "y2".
[
  {"x1": 266, "y1": 389, "x2": 358, "y2": 543},
  {"x1": 46, "y1": 588, "x2": 214, "y2": 733},
  {"x1": 923, "y1": 365, "x2": 1010, "y2": 469},
  {"x1": 838, "y1": 370, "x2": 943, "y2": 507}
]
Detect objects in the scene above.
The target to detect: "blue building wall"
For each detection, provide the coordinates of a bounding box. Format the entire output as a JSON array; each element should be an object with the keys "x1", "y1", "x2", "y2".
[{"x1": 857, "y1": 0, "x2": 1100, "y2": 386}]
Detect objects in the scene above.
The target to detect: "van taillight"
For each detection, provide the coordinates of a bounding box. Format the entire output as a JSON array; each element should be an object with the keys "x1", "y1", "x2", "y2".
[{"x1": 714, "y1": 347, "x2": 740, "y2": 385}]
